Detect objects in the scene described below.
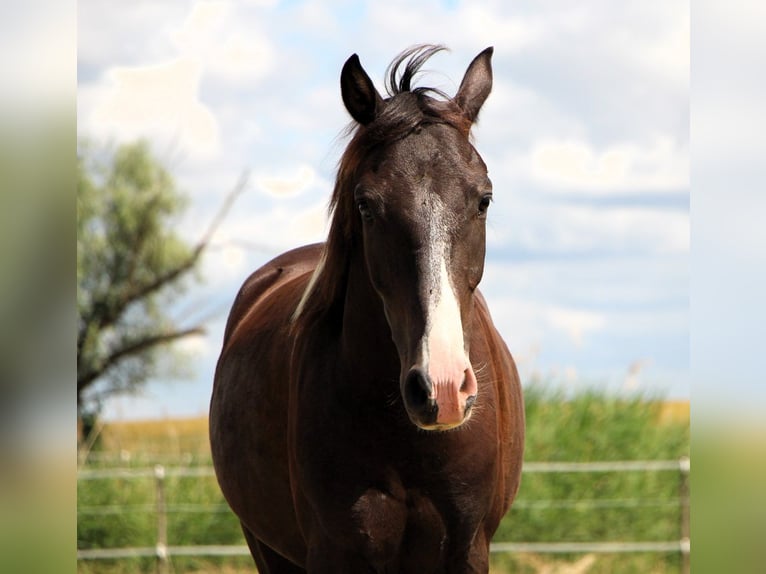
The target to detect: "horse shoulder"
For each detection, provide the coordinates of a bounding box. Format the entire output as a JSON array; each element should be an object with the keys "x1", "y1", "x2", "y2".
[
  {"x1": 222, "y1": 243, "x2": 323, "y2": 346},
  {"x1": 471, "y1": 289, "x2": 525, "y2": 521},
  {"x1": 211, "y1": 243, "x2": 323, "y2": 567}
]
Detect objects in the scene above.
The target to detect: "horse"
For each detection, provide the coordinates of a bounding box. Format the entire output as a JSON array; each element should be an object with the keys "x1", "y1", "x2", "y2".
[{"x1": 210, "y1": 45, "x2": 524, "y2": 574}]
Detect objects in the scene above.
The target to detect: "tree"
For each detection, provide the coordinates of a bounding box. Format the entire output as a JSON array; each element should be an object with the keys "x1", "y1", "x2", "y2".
[{"x1": 77, "y1": 140, "x2": 244, "y2": 438}]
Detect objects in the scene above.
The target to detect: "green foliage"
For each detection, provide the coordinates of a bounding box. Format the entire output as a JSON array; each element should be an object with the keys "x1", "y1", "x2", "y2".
[
  {"x1": 77, "y1": 477, "x2": 156, "y2": 550},
  {"x1": 165, "y1": 476, "x2": 244, "y2": 545},
  {"x1": 77, "y1": 387, "x2": 690, "y2": 573},
  {"x1": 78, "y1": 468, "x2": 248, "y2": 573},
  {"x1": 492, "y1": 384, "x2": 689, "y2": 573},
  {"x1": 77, "y1": 140, "x2": 203, "y2": 420},
  {"x1": 522, "y1": 384, "x2": 688, "y2": 462}
]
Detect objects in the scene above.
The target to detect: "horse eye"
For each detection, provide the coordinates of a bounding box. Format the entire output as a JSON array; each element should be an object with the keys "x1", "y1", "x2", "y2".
[
  {"x1": 478, "y1": 194, "x2": 493, "y2": 216},
  {"x1": 357, "y1": 198, "x2": 373, "y2": 222}
]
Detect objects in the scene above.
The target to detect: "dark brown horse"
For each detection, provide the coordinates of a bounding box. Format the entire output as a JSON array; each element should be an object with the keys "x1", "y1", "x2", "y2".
[{"x1": 210, "y1": 45, "x2": 524, "y2": 573}]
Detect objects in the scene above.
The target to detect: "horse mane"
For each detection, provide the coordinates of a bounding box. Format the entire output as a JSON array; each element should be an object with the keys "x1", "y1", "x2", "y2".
[{"x1": 293, "y1": 45, "x2": 473, "y2": 330}]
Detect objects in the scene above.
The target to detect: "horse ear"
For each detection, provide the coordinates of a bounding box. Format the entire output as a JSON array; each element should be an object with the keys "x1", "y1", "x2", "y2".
[
  {"x1": 341, "y1": 54, "x2": 383, "y2": 126},
  {"x1": 455, "y1": 47, "x2": 494, "y2": 123}
]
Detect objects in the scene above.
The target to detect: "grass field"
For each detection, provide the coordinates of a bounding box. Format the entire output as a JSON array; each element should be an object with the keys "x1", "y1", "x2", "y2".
[
  {"x1": 89, "y1": 399, "x2": 688, "y2": 461},
  {"x1": 78, "y1": 388, "x2": 690, "y2": 573}
]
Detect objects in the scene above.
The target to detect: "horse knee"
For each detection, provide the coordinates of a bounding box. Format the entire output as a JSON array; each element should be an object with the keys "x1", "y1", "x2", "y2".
[{"x1": 349, "y1": 489, "x2": 407, "y2": 565}]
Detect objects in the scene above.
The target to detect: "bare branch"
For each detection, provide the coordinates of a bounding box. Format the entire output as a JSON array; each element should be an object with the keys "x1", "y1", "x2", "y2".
[
  {"x1": 197, "y1": 169, "x2": 250, "y2": 248},
  {"x1": 77, "y1": 140, "x2": 250, "y2": 420},
  {"x1": 87, "y1": 171, "x2": 250, "y2": 334},
  {"x1": 77, "y1": 325, "x2": 205, "y2": 392},
  {"x1": 119, "y1": 170, "x2": 250, "y2": 304}
]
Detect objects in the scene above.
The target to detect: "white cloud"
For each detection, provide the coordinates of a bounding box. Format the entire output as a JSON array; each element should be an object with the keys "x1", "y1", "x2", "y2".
[
  {"x1": 451, "y1": 5, "x2": 544, "y2": 54},
  {"x1": 476, "y1": 79, "x2": 588, "y2": 148},
  {"x1": 480, "y1": 256, "x2": 688, "y2": 378},
  {"x1": 86, "y1": 58, "x2": 220, "y2": 159},
  {"x1": 479, "y1": 292, "x2": 615, "y2": 389},
  {"x1": 174, "y1": 331, "x2": 212, "y2": 357},
  {"x1": 288, "y1": 201, "x2": 330, "y2": 241},
  {"x1": 207, "y1": 244, "x2": 249, "y2": 280},
  {"x1": 287, "y1": 0, "x2": 340, "y2": 37},
  {"x1": 79, "y1": 0, "x2": 280, "y2": 160},
  {"x1": 607, "y1": 2, "x2": 689, "y2": 91},
  {"x1": 256, "y1": 165, "x2": 318, "y2": 197},
  {"x1": 489, "y1": 200, "x2": 689, "y2": 256},
  {"x1": 525, "y1": 137, "x2": 688, "y2": 192},
  {"x1": 78, "y1": 2, "x2": 186, "y2": 68},
  {"x1": 212, "y1": 35, "x2": 275, "y2": 81},
  {"x1": 362, "y1": 1, "x2": 543, "y2": 75},
  {"x1": 484, "y1": 256, "x2": 688, "y2": 310},
  {"x1": 170, "y1": 1, "x2": 230, "y2": 56},
  {"x1": 170, "y1": 1, "x2": 275, "y2": 83},
  {"x1": 213, "y1": 198, "x2": 330, "y2": 254},
  {"x1": 545, "y1": 306, "x2": 607, "y2": 347},
  {"x1": 485, "y1": 294, "x2": 606, "y2": 348}
]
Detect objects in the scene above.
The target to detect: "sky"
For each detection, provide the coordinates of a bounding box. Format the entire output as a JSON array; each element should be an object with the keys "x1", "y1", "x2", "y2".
[{"x1": 77, "y1": 0, "x2": 691, "y2": 420}]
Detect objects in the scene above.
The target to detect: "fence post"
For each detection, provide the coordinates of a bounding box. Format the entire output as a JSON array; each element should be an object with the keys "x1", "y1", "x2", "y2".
[
  {"x1": 679, "y1": 456, "x2": 690, "y2": 574},
  {"x1": 154, "y1": 464, "x2": 168, "y2": 574}
]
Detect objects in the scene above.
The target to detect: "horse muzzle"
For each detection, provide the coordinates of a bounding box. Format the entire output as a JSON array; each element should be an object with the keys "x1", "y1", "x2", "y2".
[{"x1": 403, "y1": 364, "x2": 478, "y2": 430}]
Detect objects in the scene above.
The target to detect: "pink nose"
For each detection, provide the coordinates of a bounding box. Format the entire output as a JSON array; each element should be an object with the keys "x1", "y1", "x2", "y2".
[
  {"x1": 433, "y1": 366, "x2": 478, "y2": 426},
  {"x1": 403, "y1": 365, "x2": 477, "y2": 429}
]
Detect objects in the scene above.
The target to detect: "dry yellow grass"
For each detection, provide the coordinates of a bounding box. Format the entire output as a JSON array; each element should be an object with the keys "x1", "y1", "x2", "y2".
[
  {"x1": 657, "y1": 400, "x2": 690, "y2": 425},
  {"x1": 99, "y1": 416, "x2": 210, "y2": 456},
  {"x1": 98, "y1": 400, "x2": 689, "y2": 458}
]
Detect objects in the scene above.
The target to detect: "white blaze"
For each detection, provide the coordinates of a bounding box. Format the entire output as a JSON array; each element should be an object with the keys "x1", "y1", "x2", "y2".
[
  {"x1": 425, "y1": 257, "x2": 468, "y2": 386},
  {"x1": 419, "y1": 197, "x2": 477, "y2": 426}
]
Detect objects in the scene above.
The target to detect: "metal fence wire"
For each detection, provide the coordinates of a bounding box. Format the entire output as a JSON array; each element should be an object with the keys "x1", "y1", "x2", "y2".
[{"x1": 77, "y1": 457, "x2": 690, "y2": 573}]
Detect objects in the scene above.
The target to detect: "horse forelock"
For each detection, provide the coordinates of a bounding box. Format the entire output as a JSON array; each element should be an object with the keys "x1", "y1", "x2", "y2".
[{"x1": 292, "y1": 46, "x2": 473, "y2": 328}]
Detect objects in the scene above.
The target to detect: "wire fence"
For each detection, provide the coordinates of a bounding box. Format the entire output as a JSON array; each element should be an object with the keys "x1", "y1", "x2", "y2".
[{"x1": 77, "y1": 458, "x2": 690, "y2": 573}]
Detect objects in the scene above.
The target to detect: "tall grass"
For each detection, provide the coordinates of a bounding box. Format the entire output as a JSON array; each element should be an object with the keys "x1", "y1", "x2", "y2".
[
  {"x1": 78, "y1": 386, "x2": 689, "y2": 573},
  {"x1": 490, "y1": 384, "x2": 689, "y2": 573}
]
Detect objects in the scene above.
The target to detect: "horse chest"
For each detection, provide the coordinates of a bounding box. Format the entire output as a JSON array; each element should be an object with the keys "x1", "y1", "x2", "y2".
[
  {"x1": 299, "y1": 478, "x2": 485, "y2": 573},
  {"x1": 291, "y1": 397, "x2": 498, "y2": 567},
  {"x1": 349, "y1": 486, "x2": 449, "y2": 571}
]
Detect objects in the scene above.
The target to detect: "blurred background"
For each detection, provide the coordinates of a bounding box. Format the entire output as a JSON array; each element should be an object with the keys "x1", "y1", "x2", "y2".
[
  {"x1": 1, "y1": 0, "x2": 764, "y2": 573},
  {"x1": 72, "y1": 2, "x2": 695, "y2": 572}
]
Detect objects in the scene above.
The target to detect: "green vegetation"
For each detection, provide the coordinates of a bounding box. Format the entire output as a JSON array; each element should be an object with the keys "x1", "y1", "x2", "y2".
[
  {"x1": 77, "y1": 140, "x2": 203, "y2": 433},
  {"x1": 77, "y1": 472, "x2": 249, "y2": 574},
  {"x1": 491, "y1": 385, "x2": 689, "y2": 573},
  {"x1": 76, "y1": 140, "x2": 245, "y2": 444},
  {"x1": 77, "y1": 387, "x2": 689, "y2": 573}
]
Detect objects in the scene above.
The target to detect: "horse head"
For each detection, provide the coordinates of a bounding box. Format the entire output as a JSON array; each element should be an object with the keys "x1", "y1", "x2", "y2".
[{"x1": 340, "y1": 46, "x2": 495, "y2": 430}]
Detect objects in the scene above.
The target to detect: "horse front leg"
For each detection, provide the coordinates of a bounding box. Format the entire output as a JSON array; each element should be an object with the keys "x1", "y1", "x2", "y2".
[
  {"x1": 443, "y1": 522, "x2": 492, "y2": 574},
  {"x1": 304, "y1": 534, "x2": 395, "y2": 574}
]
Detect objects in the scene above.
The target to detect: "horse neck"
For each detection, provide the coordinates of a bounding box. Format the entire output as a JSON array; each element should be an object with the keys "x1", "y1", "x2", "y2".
[{"x1": 337, "y1": 245, "x2": 400, "y2": 386}]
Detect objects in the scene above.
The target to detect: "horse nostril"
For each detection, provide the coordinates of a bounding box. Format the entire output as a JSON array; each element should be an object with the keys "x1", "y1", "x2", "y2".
[
  {"x1": 465, "y1": 395, "x2": 477, "y2": 412},
  {"x1": 404, "y1": 368, "x2": 435, "y2": 415}
]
